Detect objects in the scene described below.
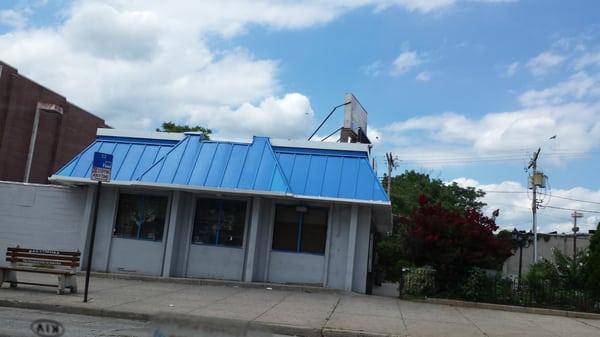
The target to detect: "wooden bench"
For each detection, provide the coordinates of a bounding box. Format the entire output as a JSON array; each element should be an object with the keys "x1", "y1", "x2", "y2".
[{"x1": 0, "y1": 247, "x2": 80, "y2": 294}]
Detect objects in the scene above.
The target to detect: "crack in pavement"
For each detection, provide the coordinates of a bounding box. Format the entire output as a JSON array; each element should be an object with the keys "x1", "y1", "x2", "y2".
[
  {"x1": 396, "y1": 299, "x2": 410, "y2": 337},
  {"x1": 453, "y1": 306, "x2": 489, "y2": 337},
  {"x1": 251, "y1": 291, "x2": 296, "y2": 321}
]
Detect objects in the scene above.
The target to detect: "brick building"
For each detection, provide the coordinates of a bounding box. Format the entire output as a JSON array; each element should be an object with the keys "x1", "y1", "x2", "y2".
[{"x1": 0, "y1": 61, "x2": 107, "y2": 184}]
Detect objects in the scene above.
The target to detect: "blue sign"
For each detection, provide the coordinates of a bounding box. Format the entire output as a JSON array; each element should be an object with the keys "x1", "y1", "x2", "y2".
[
  {"x1": 93, "y1": 152, "x2": 113, "y2": 169},
  {"x1": 91, "y1": 152, "x2": 113, "y2": 182}
]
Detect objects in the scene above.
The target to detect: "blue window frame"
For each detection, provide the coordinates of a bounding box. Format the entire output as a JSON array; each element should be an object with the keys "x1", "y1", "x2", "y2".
[
  {"x1": 113, "y1": 193, "x2": 168, "y2": 241},
  {"x1": 272, "y1": 205, "x2": 328, "y2": 254},
  {"x1": 191, "y1": 198, "x2": 247, "y2": 247}
]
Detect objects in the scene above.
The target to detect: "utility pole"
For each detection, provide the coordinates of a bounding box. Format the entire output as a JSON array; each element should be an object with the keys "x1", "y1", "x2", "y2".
[
  {"x1": 385, "y1": 153, "x2": 398, "y2": 197},
  {"x1": 527, "y1": 148, "x2": 541, "y2": 263},
  {"x1": 572, "y1": 211, "x2": 583, "y2": 259}
]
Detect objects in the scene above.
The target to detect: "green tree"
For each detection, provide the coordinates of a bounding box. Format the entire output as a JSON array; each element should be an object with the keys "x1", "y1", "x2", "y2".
[
  {"x1": 377, "y1": 171, "x2": 492, "y2": 283},
  {"x1": 156, "y1": 121, "x2": 212, "y2": 139},
  {"x1": 585, "y1": 222, "x2": 600, "y2": 295},
  {"x1": 384, "y1": 171, "x2": 485, "y2": 215}
]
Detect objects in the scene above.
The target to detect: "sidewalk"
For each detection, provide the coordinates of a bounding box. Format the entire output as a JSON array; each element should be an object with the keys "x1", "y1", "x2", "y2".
[{"x1": 1, "y1": 272, "x2": 599, "y2": 337}]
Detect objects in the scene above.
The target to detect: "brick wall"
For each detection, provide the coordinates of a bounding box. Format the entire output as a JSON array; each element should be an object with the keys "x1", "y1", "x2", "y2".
[{"x1": 0, "y1": 61, "x2": 107, "y2": 183}]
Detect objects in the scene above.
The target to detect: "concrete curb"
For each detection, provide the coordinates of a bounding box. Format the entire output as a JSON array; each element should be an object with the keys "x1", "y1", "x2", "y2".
[
  {"x1": 82, "y1": 271, "x2": 343, "y2": 295},
  {"x1": 414, "y1": 298, "x2": 600, "y2": 320},
  {"x1": 322, "y1": 328, "x2": 404, "y2": 337},
  {"x1": 0, "y1": 299, "x2": 399, "y2": 337},
  {"x1": 0, "y1": 299, "x2": 149, "y2": 321}
]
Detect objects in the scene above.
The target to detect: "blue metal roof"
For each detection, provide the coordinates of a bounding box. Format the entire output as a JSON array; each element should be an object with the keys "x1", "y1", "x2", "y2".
[
  {"x1": 272, "y1": 146, "x2": 388, "y2": 202},
  {"x1": 54, "y1": 136, "x2": 178, "y2": 181},
  {"x1": 53, "y1": 133, "x2": 389, "y2": 204},
  {"x1": 138, "y1": 135, "x2": 289, "y2": 193}
]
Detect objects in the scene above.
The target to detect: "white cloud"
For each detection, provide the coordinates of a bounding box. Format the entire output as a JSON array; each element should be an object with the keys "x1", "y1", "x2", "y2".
[
  {"x1": 383, "y1": 101, "x2": 600, "y2": 167},
  {"x1": 0, "y1": 0, "x2": 519, "y2": 139},
  {"x1": 0, "y1": 9, "x2": 27, "y2": 29},
  {"x1": 574, "y1": 51, "x2": 600, "y2": 70},
  {"x1": 416, "y1": 71, "x2": 431, "y2": 81},
  {"x1": 203, "y1": 93, "x2": 314, "y2": 140},
  {"x1": 363, "y1": 61, "x2": 384, "y2": 77},
  {"x1": 519, "y1": 71, "x2": 600, "y2": 107},
  {"x1": 452, "y1": 178, "x2": 600, "y2": 234},
  {"x1": 367, "y1": 126, "x2": 382, "y2": 143},
  {"x1": 526, "y1": 51, "x2": 566, "y2": 76},
  {"x1": 504, "y1": 61, "x2": 518, "y2": 77},
  {"x1": 0, "y1": 0, "x2": 512, "y2": 139},
  {"x1": 392, "y1": 51, "x2": 423, "y2": 75}
]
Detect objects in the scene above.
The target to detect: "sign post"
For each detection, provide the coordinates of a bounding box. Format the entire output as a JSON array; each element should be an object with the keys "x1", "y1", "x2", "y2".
[{"x1": 84, "y1": 152, "x2": 112, "y2": 303}]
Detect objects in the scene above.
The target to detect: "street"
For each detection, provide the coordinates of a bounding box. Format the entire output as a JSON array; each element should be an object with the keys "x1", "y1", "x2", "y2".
[
  {"x1": 0, "y1": 307, "x2": 149, "y2": 337},
  {"x1": 1, "y1": 273, "x2": 600, "y2": 337}
]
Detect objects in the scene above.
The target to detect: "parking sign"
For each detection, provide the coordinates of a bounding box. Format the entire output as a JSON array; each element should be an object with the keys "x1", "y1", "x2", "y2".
[{"x1": 91, "y1": 152, "x2": 113, "y2": 182}]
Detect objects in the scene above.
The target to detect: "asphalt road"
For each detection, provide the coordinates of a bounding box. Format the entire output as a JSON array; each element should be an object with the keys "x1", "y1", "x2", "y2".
[{"x1": 0, "y1": 307, "x2": 150, "y2": 337}]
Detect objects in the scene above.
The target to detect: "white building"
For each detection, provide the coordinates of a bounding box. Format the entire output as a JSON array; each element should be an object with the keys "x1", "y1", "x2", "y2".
[{"x1": 14, "y1": 129, "x2": 392, "y2": 293}]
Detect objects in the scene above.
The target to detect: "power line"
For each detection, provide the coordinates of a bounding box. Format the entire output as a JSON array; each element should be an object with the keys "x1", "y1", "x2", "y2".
[
  {"x1": 542, "y1": 205, "x2": 600, "y2": 214},
  {"x1": 481, "y1": 190, "x2": 600, "y2": 206},
  {"x1": 483, "y1": 190, "x2": 528, "y2": 194},
  {"x1": 372, "y1": 150, "x2": 597, "y2": 165},
  {"x1": 538, "y1": 192, "x2": 600, "y2": 205}
]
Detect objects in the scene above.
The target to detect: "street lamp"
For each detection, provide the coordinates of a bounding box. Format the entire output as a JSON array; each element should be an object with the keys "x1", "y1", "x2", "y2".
[{"x1": 24, "y1": 102, "x2": 64, "y2": 183}]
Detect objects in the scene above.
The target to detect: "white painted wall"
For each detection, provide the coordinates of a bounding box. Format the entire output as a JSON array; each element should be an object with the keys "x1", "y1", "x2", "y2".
[
  {"x1": 186, "y1": 245, "x2": 244, "y2": 280},
  {"x1": 325, "y1": 204, "x2": 351, "y2": 290},
  {"x1": 352, "y1": 206, "x2": 372, "y2": 293},
  {"x1": 108, "y1": 238, "x2": 164, "y2": 275},
  {"x1": 0, "y1": 181, "x2": 89, "y2": 268},
  {"x1": 503, "y1": 234, "x2": 591, "y2": 278},
  {"x1": 267, "y1": 251, "x2": 325, "y2": 284},
  {"x1": 0, "y1": 182, "x2": 378, "y2": 293}
]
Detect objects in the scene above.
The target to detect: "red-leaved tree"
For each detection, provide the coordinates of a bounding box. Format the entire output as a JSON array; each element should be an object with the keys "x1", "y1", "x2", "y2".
[{"x1": 403, "y1": 195, "x2": 513, "y2": 289}]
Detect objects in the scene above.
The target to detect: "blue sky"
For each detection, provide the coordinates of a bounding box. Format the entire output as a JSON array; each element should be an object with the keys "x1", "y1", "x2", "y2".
[{"x1": 1, "y1": 0, "x2": 599, "y2": 232}]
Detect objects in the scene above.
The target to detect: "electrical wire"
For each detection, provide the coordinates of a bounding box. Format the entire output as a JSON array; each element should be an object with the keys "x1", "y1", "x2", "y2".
[
  {"x1": 537, "y1": 192, "x2": 600, "y2": 205},
  {"x1": 542, "y1": 205, "x2": 600, "y2": 214}
]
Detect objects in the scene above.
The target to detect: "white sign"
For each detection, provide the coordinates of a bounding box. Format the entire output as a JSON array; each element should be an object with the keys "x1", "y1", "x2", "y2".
[
  {"x1": 91, "y1": 152, "x2": 113, "y2": 182},
  {"x1": 343, "y1": 93, "x2": 368, "y2": 135}
]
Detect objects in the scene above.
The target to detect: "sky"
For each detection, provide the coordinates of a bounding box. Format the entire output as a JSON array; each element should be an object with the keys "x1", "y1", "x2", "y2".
[{"x1": 1, "y1": 0, "x2": 599, "y2": 233}]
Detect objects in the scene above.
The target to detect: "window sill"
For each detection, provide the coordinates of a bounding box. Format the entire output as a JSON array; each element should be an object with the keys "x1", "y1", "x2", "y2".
[
  {"x1": 112, "y1": 236, "x2": 163, "y2": 243},
  {"x1": 271, "y1": 249, "x2": 325, "y2": 256},
  {"x1": 190, "y1": 242, "x2": 243, "y2": 249}
]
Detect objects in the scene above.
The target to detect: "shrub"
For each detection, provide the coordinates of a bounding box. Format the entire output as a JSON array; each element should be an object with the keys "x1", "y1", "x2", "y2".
[{"x1": 401, "y1": 266, "x2": 436, "y2": 297}]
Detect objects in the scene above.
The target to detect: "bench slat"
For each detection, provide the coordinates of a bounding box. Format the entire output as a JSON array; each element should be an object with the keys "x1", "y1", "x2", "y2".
[
  {"x1": 5, "y1": 258, "x2": 79, "y2": 267},
  {"x1": 5, "y1": 252, "x2": 80, "y2": 262},
  {"x1": 0, "y1": 266, "x2": 75, "y2": 275},
  {"x1": 7, "y1": 247, "x2": 80, "y2": 257}
]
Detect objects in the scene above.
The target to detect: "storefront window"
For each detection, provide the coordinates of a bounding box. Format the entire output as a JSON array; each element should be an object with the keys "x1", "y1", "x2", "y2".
[
  {"x1": 192, "y1": 198, "x2": 247, "y2": 247},
  {"x1": 114, "y1": 193, "x2": 168, "y2": 241},
  {"x1": 272, "y1": 205, "x2": 328, "y2": 254}
]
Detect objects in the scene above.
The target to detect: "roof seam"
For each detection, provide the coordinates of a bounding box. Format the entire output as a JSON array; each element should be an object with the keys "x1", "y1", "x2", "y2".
[
  {"x1": 301, "y1": 154, "x2": 312, "y2": 195},
  {"x1": 251, "y1": 140, "x2": 267, "y2": 190},
  {"x1": 130, "y1": 145, "x2": 147, "y2": 180},
  {"x1": 114, "y1": 143, "x2": 133, "y2": 179},
  {"x1": 266, "y1": 139, "x2": 292, "y2": 194},
  {"x1": 202, "y1": 142, "x2": 220, "y2": 186},
  {"x1": 216, "y1": 143, "x2": 234, "y2": 187},
  {"x1": 186, "y1": 140, "x2": 205, "y2": 185},
  {"x1": 234, "y1": 144, "x2": 251, "y2": 189},
  {"x1": 171, "y1": 136, "x2": 192, "y2": 184}
]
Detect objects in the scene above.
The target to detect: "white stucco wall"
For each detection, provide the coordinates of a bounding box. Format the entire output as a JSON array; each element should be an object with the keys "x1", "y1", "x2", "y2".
[
  {"x1": 186, "y1": 244, "x2": 245, "y2": 280},
  {"x1": 503, "y1": 234, "x2": 591, "y2": 278},
  {"x1": 0, "y1": 182, "x2": 378, "y2": 293},
  {"x1": 0, "y1": 181, "x2": 89, "y2": 268}
]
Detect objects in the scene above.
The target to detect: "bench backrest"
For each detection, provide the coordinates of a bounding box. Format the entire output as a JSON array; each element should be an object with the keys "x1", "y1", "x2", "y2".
[{"x1": 5, "y1": 247, "x2": 80, "y2": 270}]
